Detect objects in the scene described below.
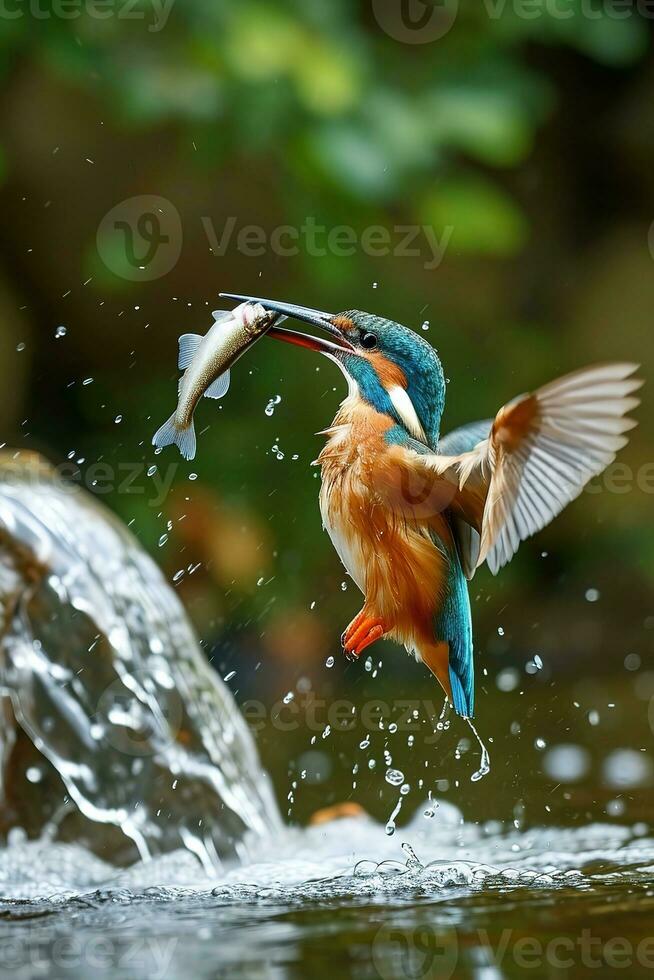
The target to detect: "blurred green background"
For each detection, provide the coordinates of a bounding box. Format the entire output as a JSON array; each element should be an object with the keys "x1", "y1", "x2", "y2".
[{"x1": 0, "y1": 0, "x2": 653, "y2": 830}]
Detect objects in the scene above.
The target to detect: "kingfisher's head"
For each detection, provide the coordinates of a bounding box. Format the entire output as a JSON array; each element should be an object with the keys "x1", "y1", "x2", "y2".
[{"x1": 220, "y1": 294, "x2": 446, "y2": 448}]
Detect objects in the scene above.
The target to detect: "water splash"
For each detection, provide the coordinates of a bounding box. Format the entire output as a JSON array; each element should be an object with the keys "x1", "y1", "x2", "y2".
[
  {"x1": 0, "y1": 453, "x2": 281, "y2": 868},
  {"x1": 264, "y1": 395, "x2": 281, "y2": 417},
  {"x1": 2, "y1": 802, "x2": 652, "y2": 906},
  {"x1": 1, "y1": 814, "x2": 653, "y2": 980},
  {"x1": 466, "y1": 718, "x2": 491, "y2": 782}
]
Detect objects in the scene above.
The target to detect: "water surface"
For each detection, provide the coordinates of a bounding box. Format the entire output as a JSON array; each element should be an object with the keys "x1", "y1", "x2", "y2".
[{"x1": 2, "y1": 805, "x2": 654, "y2": 979}]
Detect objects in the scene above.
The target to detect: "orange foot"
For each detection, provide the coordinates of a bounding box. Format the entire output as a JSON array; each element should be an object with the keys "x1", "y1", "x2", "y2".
[{"x1": 341, "y1": 611, "x2": 387, "y2": 661}]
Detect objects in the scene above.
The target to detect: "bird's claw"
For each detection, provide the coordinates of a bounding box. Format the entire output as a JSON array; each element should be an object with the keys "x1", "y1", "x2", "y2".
[
  {"x1": 341, "y1": 613, "x2": 387, "y2": 660},
  {"x1": 341, "y1": 608, "x2": 367, "y2": 653}
]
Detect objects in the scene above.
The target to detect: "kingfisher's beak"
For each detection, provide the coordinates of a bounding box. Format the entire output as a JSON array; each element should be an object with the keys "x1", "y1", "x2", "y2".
[{"x1": 219, "y1": 293, "x2": 355, "y2": 355}]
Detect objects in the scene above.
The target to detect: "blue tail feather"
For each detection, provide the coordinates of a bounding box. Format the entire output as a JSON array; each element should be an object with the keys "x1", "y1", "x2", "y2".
[
  {"x1": 434, "y1": 543, "x2": 475, "y2": 718},
  {"x1": 448, "y1": 639, "x2": 474, "y2": 718}
]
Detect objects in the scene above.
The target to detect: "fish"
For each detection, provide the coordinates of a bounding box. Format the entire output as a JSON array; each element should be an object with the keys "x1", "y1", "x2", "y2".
[{"x1": 152, "y1": 301, "x2": 279, "y2": 461}]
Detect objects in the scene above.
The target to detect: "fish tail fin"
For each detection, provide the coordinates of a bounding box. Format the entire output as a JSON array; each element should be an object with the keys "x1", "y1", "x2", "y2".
[{"x1": 152, "y1": 413, "x2": 197, "y2": 461}]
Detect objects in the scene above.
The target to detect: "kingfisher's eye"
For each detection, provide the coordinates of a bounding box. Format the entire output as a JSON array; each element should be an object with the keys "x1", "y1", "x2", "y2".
[{"x1": 360, "y1": 332, "x2": 377, "y2": 350}]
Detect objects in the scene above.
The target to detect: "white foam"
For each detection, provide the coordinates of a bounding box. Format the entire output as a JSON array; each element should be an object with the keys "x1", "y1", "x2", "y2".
[{"x1": 2, "y1": 803, "x2": 652, "y2": 907}]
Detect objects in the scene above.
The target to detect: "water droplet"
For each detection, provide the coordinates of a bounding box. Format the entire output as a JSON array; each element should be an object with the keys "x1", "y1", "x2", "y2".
[
  {"x1": 467, "y1": 718, "x2": 491, "y2": 782},
  {"x1": 147, "y1": 465, "x2": 157, "y2": 477},
  {"x1": 16, "y1": 343, "x2": 25, "y2": 352},
  {"x1": 114, "y1": 415, "x2": 123, "y2": 424},
  {"x1": 385, "y1": 768, "x2": 404, "y2": 786},
  {"x1": 55, "y1": 325, "x2": 67, "y2": 339},
  {"x1": 283, "y1": 691, "x2": 294, "y2": 705},
  {"x1": 265, "y1": 395, "x2": 282, "y2": 417},
  {"x1": 189, "y1": 472, "x2": 198, "y2": 481},
  {"x1": 325, "y1": 656, "x2": 334, "y2": 668},
  {"x1": 497, "y1": 668, "x2": 519, "y2": 692},
  {"x1": 385, "y1": 793, "x2": 403, "y2": 835},
  {"x1": 82, "y1": 377, "x2": 94, "y2": 386},
  {"x1": 158, "y1": 533, "x2": 169, "y2": 547},
  {"x1": 585, "y1": 588, "x2": 600, "y2": 602}
]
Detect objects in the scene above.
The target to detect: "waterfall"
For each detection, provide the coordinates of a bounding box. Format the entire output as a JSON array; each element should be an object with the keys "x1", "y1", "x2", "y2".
[{"x1": 0, "y1": 452, "x2": 281, "y2": 870}]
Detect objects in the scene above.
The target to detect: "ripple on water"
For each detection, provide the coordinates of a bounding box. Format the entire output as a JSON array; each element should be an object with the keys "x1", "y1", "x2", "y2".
[{"x1": 1, "y1": 802, "x2": 653, "y2": 909}]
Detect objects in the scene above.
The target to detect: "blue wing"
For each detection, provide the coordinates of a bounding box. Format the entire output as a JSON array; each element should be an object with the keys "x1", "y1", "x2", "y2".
[{"x1": 438, "y1": 419, "x2": 492, "y2": 455}]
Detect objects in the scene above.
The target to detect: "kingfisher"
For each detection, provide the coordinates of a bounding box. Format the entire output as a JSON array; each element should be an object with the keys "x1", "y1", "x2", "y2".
[{"x1": 220, "y1": 293, "x2": 641, "y2": 719}]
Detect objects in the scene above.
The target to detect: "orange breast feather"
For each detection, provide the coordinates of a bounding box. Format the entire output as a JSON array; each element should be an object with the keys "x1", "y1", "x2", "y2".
[{"x1": 318, "y1": 398, "x2": 452, "y2": 652}]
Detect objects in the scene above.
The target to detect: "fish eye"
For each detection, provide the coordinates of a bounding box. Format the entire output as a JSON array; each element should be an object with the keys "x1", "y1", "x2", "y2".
[{"x1": 360, "y1": 332, "x2": 377, "y2": 350}]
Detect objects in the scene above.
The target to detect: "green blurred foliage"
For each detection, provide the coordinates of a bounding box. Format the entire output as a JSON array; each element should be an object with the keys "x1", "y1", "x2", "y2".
[{"x1": 0, "y1": 0, "x2": 652, "y2": 821}]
